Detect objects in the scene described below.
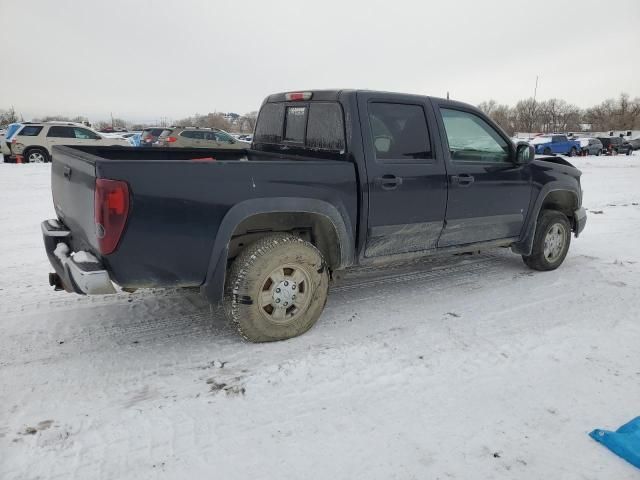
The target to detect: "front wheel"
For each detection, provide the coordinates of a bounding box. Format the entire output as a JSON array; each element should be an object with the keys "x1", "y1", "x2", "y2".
[
  {"x1": 627, "y1": 148, "x2": 632, "y2": 156},
  {"x1": 522, "y1": 210, "x2": 571, "y2": 271},
  {"x1": 596, "y1": 149, "x2": 602, "y2": 156},
  {"x1": 543, "y1": 147, "x2": 552, "y2": 155},
  {"x1": 224, "y1": 233, "x2": 329, "y2": 342}
]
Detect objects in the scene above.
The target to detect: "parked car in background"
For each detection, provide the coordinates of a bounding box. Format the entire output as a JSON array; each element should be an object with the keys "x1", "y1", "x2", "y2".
[
  {"x1": 7, "y1": 122, "x2": 131, "y2": 163},
  {"x1": 156, "y1": 127, "x2": 247, "y2": 149},
  {"x1": 625, "y1": 138, "x2": 640, "y2": 151},
  {"x1": 116, "y1": 132, "x2": 140, "y2": 139},
  {"x1": 598, "y1": 136, "x2": 633, "y2": 155},
  {"x1": 578, "y1": 137, "x2": 603, "y2": 156},
  {"x1": 532, "y1": 135, "x2": 581, "y2": 156},
  {"x1": 140, "y1": 127, "x2": 166, "y2": 147},
  {"x1": 127, "y1": 132, "x2": 142, "y2": 147}
]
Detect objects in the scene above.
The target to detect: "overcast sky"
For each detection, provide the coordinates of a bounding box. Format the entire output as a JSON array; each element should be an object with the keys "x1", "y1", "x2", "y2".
[{"x1": 1, "y1": 0, "x2": 638, "y2": 123}]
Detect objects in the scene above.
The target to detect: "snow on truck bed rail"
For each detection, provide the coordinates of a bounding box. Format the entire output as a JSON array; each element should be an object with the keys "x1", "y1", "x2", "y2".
[{"x1": 0, "y1": 153, "x2": 639, "y2": 480}]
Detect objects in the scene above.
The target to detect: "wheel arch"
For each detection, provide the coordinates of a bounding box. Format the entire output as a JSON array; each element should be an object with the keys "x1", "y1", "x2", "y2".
[
  {"x1": 201, "y1": 197, "x2": 354, "y2": 304},
  {"x1": 512, "y1": 184, "x2": 580, "y2": 256}
]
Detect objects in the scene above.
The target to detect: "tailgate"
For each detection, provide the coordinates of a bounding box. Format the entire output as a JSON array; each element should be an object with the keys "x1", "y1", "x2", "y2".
[{"x1": 51, "y1": 146, "x2": 99, "y2": 253}]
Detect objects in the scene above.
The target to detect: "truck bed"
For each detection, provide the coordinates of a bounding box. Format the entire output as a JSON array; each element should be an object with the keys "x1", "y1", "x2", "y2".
[{"x1": 51, "y1": 145, "x2": 358, "y2": 289}]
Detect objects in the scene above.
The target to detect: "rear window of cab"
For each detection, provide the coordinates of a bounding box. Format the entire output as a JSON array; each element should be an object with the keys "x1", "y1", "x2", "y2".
[{"x1": 255, "y1": 102, "x2": 345, "y2": 152}]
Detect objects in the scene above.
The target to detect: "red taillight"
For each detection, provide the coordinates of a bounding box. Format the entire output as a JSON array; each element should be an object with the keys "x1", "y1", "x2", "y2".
[
  {"x1": 11, "y1": 138, "x2": 16, "y2": 144},
  {"x1": 94, "y1": 178, "x2": 130, "y2": 255},
  {"x1": 166, "y1": 136, "x2": 177, "y2": 143},
  {"x1": 285, "y1": 91, "x2": 312, "y2": 101}
]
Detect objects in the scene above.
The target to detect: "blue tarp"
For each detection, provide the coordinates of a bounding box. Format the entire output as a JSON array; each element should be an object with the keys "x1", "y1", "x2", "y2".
[{"x1": 590, "y1": 417, "x2": 640, "y2": 470}]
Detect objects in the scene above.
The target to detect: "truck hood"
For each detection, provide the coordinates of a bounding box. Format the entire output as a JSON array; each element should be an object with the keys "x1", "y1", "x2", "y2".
[{"x1": 532, "y1": 155, "x2": 582, "y2": 176}]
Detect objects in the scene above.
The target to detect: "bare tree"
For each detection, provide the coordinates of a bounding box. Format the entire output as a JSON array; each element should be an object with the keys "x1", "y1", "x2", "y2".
[
  {"x1": 0, "y1": 106, "x2": 18, "y2": 126},
  {"x1": 238, "y1": 111, "x2": 258, "y2": 133},
  {"x1": 513, "y1": 98, "x2": 539, "y2": 133},
  {"x1": 478, "y1": 100, "x2": 513, "y2": 134}
]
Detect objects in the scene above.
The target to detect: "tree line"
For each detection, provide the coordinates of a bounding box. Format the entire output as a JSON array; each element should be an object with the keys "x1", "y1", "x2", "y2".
[
  {"x1": 478, "y1": 93, "x2": 640, "y2": 135},
  {"x1": 2, "y1": 94, "x2": 639, "y2": 135}
]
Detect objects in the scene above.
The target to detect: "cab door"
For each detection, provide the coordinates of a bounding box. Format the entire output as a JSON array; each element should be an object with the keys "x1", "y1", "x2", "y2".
[
  {"x1": 45, "y1": 126, "x2": 76, "y2": 151},
  {"x1": 434, "y1": 105, "x2": 532, "y2": 246},
  {"x1": 358, "y1": 92, "x2": 448, "y2": 258}
]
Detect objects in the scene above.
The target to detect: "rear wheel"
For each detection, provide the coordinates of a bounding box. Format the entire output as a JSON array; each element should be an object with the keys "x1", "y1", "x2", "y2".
[
  {"x1": 522, "y1": 210, "x2": 571, "y2": 271},
  {"x1": 224, "y1": 233, "x2": 329, "y2": 342},
  {"x1": 627, "y1": 148, "x2": 632, "y2": 156},
  {"x1": 24, "y1": 147, "x2": 49, "y2": 163},
  {"x1": 568, "y1": 147, "x2": 577, "y2": 157}
]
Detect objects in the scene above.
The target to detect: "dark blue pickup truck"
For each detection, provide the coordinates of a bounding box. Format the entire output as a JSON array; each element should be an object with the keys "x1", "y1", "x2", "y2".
[{"x1": 43, "y1": 90, "x2": 586, "y2": 342}]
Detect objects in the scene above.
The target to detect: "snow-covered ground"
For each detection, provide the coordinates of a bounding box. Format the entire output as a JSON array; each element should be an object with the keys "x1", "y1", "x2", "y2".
[{"x1": 1, "y1": 154, "x2": 639, "y2": 480}]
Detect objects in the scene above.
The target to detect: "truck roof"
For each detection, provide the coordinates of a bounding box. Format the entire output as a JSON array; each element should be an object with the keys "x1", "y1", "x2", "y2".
[{"x1": 264, "y1": 89, "x2": 469, "y2": 109}]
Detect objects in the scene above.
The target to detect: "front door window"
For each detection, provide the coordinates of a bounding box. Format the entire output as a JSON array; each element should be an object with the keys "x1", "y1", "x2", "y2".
[{"x1": 440, "y1": 108, "x2": 509, "y2": 163}]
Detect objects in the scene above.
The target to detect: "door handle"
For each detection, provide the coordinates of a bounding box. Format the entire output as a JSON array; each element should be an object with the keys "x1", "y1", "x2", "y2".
[
  {"x1": 375, "y1": 174, "x2": 403, "y2": 190},
  {"x1": 63, "y1": 166, "x2": 72, "y2": 180},
  {"x1": 451, "y1": 174, "x2": 474, "y2": 187}
]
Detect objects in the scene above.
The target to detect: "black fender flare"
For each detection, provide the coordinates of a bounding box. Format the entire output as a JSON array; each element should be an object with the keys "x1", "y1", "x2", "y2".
[
  {"x1": 512, "y1": 182, "x2": 579, "y2": 256},
  {"x1": 201, "y1": 197, "x2": 354, "y2": 303}
]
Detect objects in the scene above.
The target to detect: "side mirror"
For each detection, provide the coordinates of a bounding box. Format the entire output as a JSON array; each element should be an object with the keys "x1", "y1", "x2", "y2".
[{"x1": 515, "y1": 142, "x2": 534, "y2": 164}]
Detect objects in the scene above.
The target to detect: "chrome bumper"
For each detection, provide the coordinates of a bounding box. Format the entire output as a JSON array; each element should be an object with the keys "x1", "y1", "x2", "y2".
[{"x1": 41, "y1": 220, "x2": 116, "y2": 295}]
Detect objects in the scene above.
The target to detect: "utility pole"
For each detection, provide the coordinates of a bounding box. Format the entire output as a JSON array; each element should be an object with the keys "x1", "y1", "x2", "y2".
[
  {"x1": 446, "y1": 91, "x2": 450, "y2": 100},
  {"x1": 111, "y1": 112, "x2": 114, "y2": 129},
  {"x1": 531, "y1": 76, "x2": 539, "y2": 132}
]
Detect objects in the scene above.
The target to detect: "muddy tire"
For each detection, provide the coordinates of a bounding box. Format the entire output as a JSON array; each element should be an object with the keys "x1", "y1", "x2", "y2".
[
  {"x1": 522, "y1": 210, "x2": 571, "y2": 271},
  {"x1": 224, "y1": 233, "x2": 329, "y2": 342},
  {"x1": 568, "y1": 147, "x2": 577, "y2": 157}
]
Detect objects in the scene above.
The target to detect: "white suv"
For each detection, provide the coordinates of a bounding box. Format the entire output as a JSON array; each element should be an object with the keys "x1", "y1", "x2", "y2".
[{"x1": 9, "y1": 122, "x2": 131, "y2": 163}]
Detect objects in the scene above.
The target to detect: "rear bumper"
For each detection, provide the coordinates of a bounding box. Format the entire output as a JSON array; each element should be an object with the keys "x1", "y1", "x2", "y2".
[
  {"x1": 574, "y1": 207, "x2": 587, "y2": 237},
  {"x1": 42, "y1": 220, "x2": 116, "y2": 294}
]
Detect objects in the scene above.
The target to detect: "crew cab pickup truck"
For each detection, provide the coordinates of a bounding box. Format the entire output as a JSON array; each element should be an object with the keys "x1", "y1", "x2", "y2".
[
  {"x1": 531, "y1": 135, "x2": 581, "y2": 156},
  {"x1": 42, "y1": 90, "x2": 587, "y2": 342}
]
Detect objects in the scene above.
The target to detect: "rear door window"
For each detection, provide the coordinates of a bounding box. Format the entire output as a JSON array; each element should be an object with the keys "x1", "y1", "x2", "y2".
[
  {"x1": 17, "y1": 125, "x2": 43, "y2": 136},
  {"x1": 46, "y1": 126, "x2": 75, "y2": 138},
  {"x1": 368, "y1": 103, "x2": 431, "y2": 160},
  {"x1": 284, "y1": 106, "x2": 307, "y2": 143}
]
